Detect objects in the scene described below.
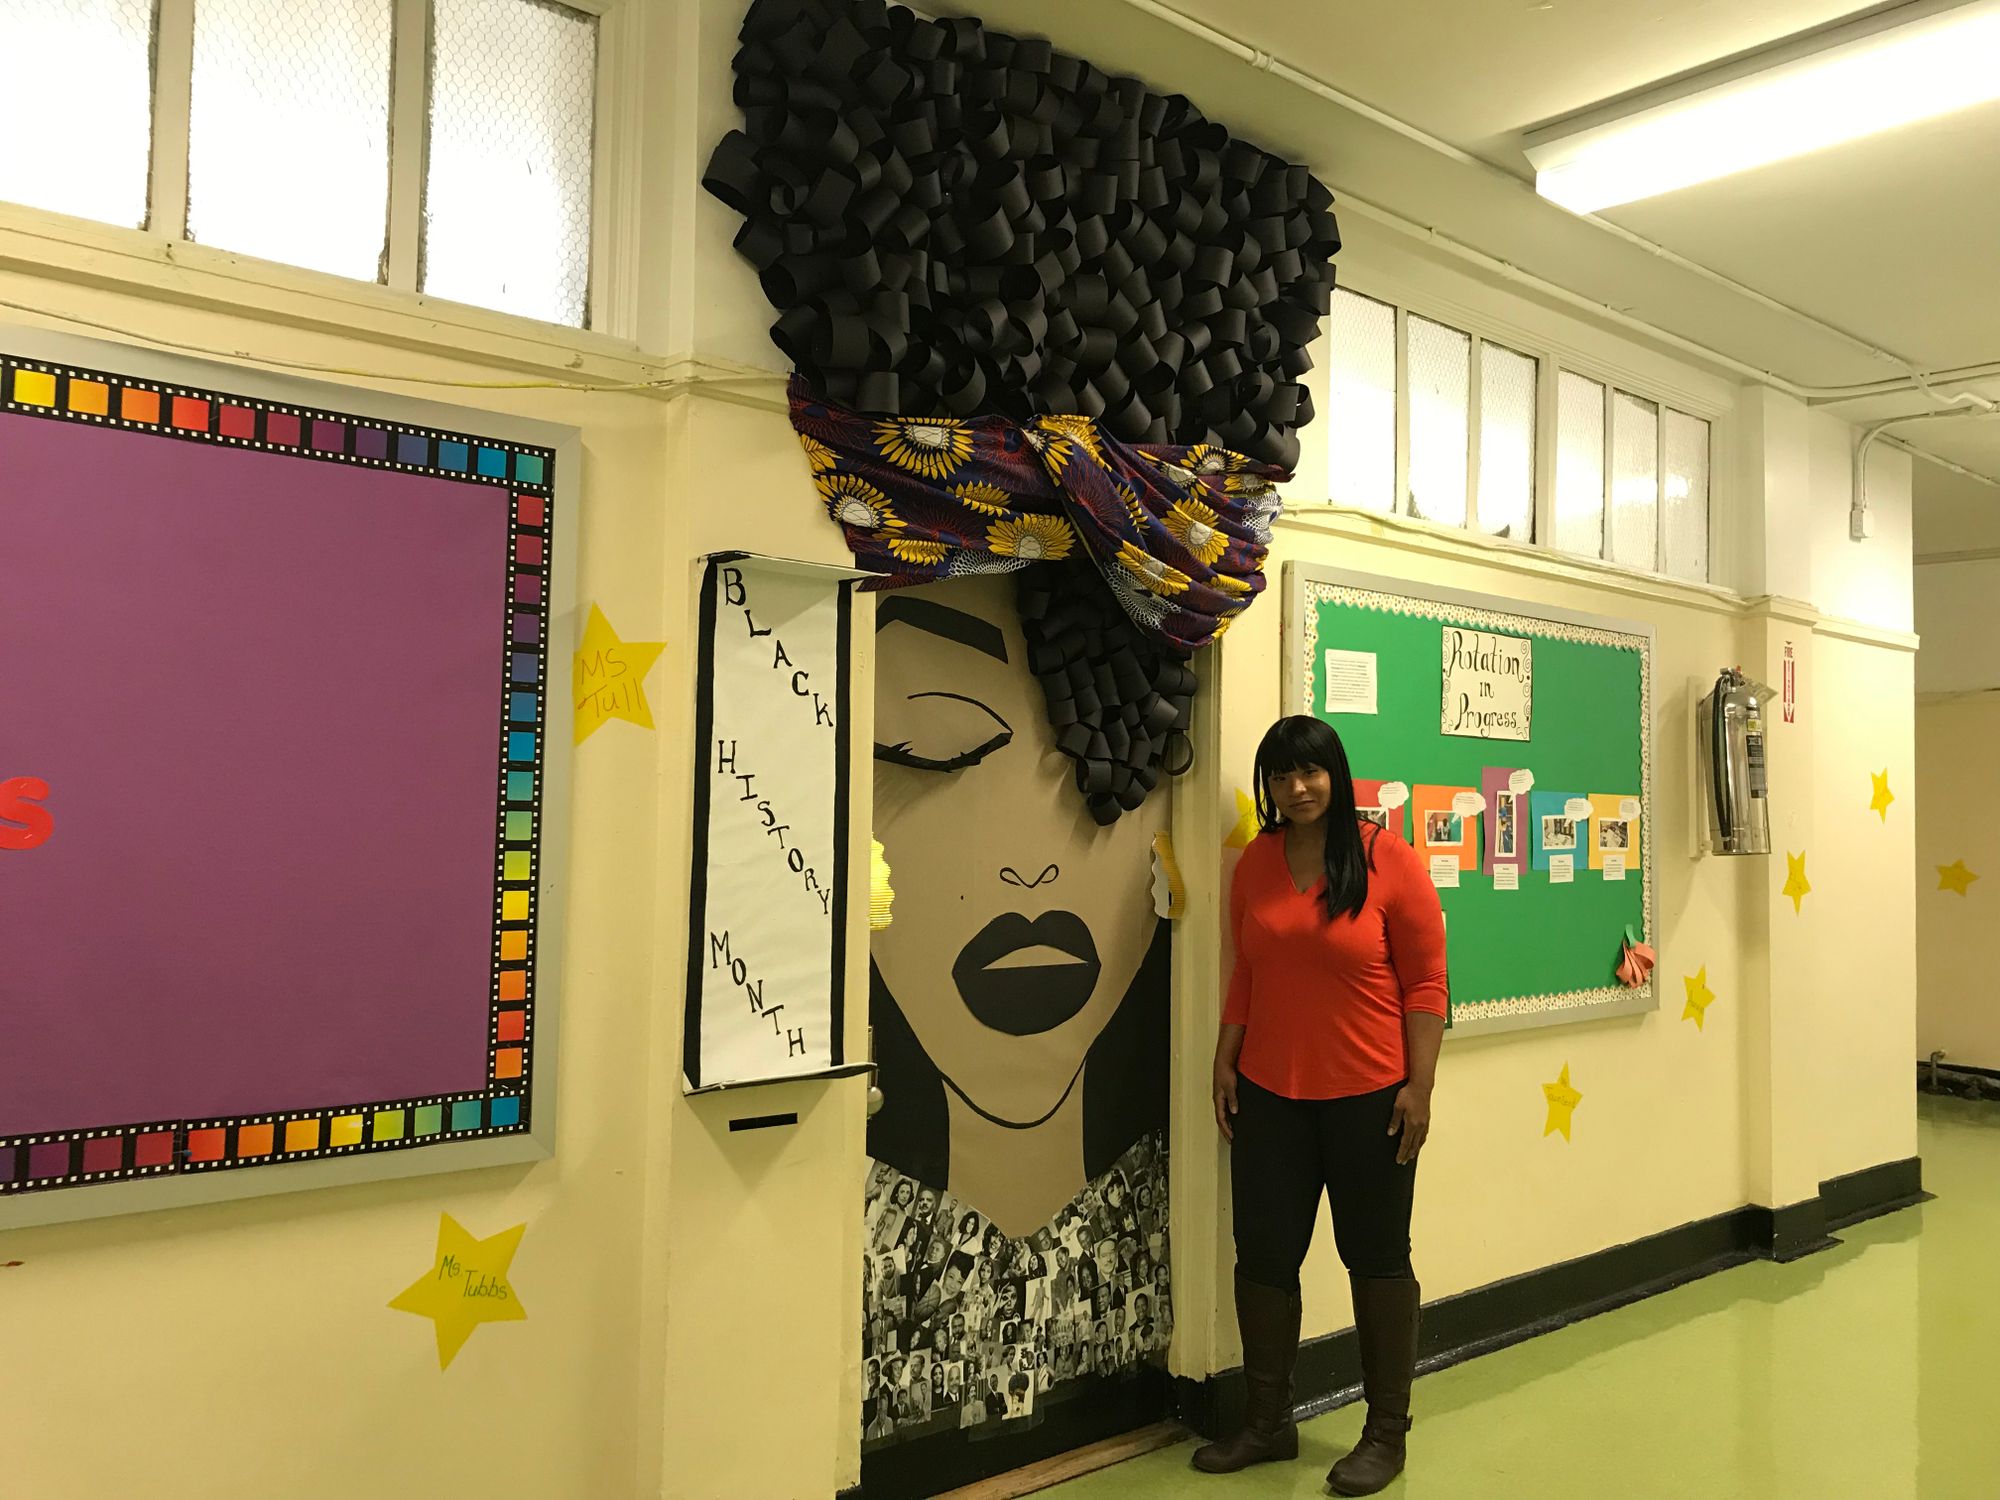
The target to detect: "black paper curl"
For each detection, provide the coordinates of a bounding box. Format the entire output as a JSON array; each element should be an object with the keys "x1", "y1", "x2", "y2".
[
  {"x1": 1019, "y1": 561, "x2": 1197, "y2": 826},
  {"x1": 705, "y1": 0, "x2": 1340, "y2": 470}
]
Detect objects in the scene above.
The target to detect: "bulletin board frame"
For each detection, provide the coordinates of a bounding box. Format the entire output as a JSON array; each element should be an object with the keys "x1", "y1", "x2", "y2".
[
  {"x1": 1282, "y1": 563, "x2": 1656, "y2": 1036},
  {"x1": 0, "y1": 325, "x2": 578, "y2": 1229}
]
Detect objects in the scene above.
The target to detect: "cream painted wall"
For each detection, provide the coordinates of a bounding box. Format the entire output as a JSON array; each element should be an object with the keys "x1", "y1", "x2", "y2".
[
  {"x1": 1913, "y1": 559, "x2": 2000, "y2": 695},
  {"x1": 0, "y1": 1, "x2": 1925, "y2": 1496},
  {"x1": 1914, "y1": 694, "x2": 2000, "y2": 1071}
]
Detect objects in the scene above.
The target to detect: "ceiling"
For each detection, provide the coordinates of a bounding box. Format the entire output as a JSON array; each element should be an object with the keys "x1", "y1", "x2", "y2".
[{"x1": 949, "y1": 0, "x2": 2000, "y2": 500}]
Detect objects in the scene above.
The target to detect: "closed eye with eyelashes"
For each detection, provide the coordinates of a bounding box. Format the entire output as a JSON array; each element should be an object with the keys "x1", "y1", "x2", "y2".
[{"x1": 875, "y1": 691, "x2": 1013, "y2": 771}]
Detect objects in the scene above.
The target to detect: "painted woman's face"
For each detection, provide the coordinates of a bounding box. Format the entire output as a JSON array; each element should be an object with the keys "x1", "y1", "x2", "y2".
[{"x1": 873, "y1": 576, "x2": 1167, "y2": 1126}]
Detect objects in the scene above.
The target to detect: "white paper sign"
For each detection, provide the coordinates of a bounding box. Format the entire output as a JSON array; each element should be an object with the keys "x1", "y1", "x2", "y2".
[
  {"x1": 1429, "y1": 854, "x2": 1461, "y2": 888},
  {"x1": 1509, "y1": 769, "x2": 1536, "y2": 795},
  {"x1": 1323, "y1": 649, "x2": 1379, "y2": 715},
  {"x1": 1620, "y1": 797, "x2": 1642, "y2": 821},
  {"x1": 1452, "y1": 791, "x2": 1486, "y2": 818},
  {"x1": 1550, "y1": 853, "x2": 1574, "y2": 884},
  {"x1": 1440, "y1": 626, "x2": 1533, "y2": 741},
  {"x1": 1604, "y1": 853, "x2": 1627, "y2": 881},
  {"x1": 1565, "y1": 797, "x2": 1595, "y2": 821},
  {"x1": 1493, "y1": 864, "x2": 1520, "y2": 891},
  {"x1": 686, "y1": 558, "x2": 852, "y2": 1091},
  {"x1": 1378, "y1": 781, "x2": 1410, "y2": 810}
]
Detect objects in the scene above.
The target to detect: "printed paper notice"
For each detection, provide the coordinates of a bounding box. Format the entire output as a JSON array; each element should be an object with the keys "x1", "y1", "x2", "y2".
[
  {"x1": 1493, "y1": 864, "x2": 1520, "y2": 891},
  {"x1": 1323, "y1": 649, "x2": 1378, "y2": 715},
  {"x1": 1429, "y1": 854, "x2": 1461, "y2": 889},
  {"x1": 1550, "y1": 854, "x2": 1574, "y2": 884},
  {"x1": 1604, "y1": 853, "x2": 1627, "y2": 881}
]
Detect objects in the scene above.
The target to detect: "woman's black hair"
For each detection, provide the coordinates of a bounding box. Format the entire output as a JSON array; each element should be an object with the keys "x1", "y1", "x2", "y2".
[
  {"x1": 1252, "y1": 714, "x2": 1376, "y2": 922},
  {"x1": 866, "y1": 918, "x2": 1170, "y2": 1195},
  {"x1": 1017, "y1": 561, "x2": 1198, "y2": 826}
]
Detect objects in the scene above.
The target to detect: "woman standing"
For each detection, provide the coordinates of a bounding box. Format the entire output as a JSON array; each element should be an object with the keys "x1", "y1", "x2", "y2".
[{"x1": 1192, "y1": 717, "x2": 1448, "y2": 1495}]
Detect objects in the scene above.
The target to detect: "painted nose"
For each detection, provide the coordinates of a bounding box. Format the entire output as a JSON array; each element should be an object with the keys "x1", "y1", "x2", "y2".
[{"x1": 1000, "y1": 863, "x2": 1060, "y2": 888}]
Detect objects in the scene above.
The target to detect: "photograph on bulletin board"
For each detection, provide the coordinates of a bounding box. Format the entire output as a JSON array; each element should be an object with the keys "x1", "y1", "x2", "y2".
[
  {"x1": 0, "y1": 328, "x2": 576, "y2": 1226},
  {"x1": 1283, "y1": 563, "x2": 1654, "y2": 1035}
]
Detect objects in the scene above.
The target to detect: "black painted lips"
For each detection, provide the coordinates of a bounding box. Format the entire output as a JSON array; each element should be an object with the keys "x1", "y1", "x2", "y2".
[{"x1": 951, "y1": 911, "x2": 1101, "y2": 1035}]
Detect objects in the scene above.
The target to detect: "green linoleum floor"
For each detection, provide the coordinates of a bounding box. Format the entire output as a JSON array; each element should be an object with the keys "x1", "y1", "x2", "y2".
[{"x1": 1045, "y1": 1095, "x2": 2000, "y2": 1500}]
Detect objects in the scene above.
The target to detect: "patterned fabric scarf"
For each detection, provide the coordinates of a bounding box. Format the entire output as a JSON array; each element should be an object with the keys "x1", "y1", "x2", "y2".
[{"x1": 789, "y1": 376, "x2": 1286, "y2": 655}]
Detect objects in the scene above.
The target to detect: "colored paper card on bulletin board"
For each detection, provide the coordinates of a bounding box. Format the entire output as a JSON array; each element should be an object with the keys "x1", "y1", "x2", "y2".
[
  {"x1": 0, "y1": 328, "x2": 576, "y2": 1226},
  {"x1": 1285, "y1": 563, "x2": 1653, "y2": 1035},
  {"x1": 1481, "y1": 767, "x2": 1527, "y2": 872},
  {"x1": 1588, "y1": 793, "x2": 1642, "y2": 871},
  {"x1": 1413, "y1": 784, "x2": 1480, "y2": 874},
  {"x1": 683, "y1": 555, "x2": 869, "y2": 1094},
  {"x1": 1354, "y1": 777, "x2": 1408, "y2": 841}
]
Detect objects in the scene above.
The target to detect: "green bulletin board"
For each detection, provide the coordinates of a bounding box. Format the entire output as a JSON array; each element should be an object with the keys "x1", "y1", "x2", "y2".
[{"x1": 1283, "y1": 564, "x2": 1655, "y2": 1034}]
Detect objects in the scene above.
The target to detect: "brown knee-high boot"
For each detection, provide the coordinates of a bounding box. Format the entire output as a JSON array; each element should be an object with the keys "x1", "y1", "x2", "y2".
[
  {"x1": 1326, "y1": 1275, "x2": 1421, "y2": 1495},
  {"x1": 1191, "y1": 1272, "x2": 1301, "y2": 1473}
]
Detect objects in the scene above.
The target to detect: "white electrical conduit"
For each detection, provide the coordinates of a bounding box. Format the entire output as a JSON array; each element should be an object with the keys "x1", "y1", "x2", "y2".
[
  {"x1": 1852, "y1": 404, "x2": 2000, "y2": 539},
  {"x1": 1109, "y1": 0, "x2": 2000, "y2": 411}
]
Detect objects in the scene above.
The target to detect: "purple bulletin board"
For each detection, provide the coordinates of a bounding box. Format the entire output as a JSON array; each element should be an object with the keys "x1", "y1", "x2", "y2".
[{"x1": 0, "y1": 328, "x2": 577, "y2": 1226}]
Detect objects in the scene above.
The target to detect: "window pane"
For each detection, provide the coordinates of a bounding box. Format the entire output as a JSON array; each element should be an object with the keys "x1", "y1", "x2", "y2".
[
  {"x1": 0, "y1": 0, "x2": 153, "y2": 227},
  {"x1": 1609, "y1": 391, "x2": 1659, "y2": 572},
  {"x1": 1664, "y1": 409, "x2": 1711, "y2": 582},
  {"x1": 1326, "y1": 288, "x2": 1395, "y2": 513},
  {"x1": 1554, "y1": 373, "x2": 1605, "y2": 559},
  {"x1": 1407, "y1": 315, "x2": 1469, "y2": 528},
  {"x1": 1477, "y1": 343, "x2": 1536, "y2": 542},
  {"x1": 188, "y1": 0, "x2": 390, "y2": 279},
  {"x1": 425, "y1": 0, "x2": 598, "y2": 327}
]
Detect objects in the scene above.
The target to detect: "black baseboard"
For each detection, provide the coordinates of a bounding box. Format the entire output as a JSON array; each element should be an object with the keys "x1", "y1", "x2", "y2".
[{"x1": 1178, "y1": 1152, "x2": 1928, "y2": 1441}]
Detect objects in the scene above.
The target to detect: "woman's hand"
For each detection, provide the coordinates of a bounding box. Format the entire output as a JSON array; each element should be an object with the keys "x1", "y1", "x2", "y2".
[
  {"x1": 1213, "y1": 1058, "x2": 1240, "y2": 1142},
  {"x1": 1388, "y1": 1082, "x2": 1431, "y2": 1164}
]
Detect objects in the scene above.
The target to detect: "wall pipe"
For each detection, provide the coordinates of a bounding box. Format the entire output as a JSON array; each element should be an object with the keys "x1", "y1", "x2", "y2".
[{"x1": 1851, "y1": 405, "x2": 2000, "y2": 540}]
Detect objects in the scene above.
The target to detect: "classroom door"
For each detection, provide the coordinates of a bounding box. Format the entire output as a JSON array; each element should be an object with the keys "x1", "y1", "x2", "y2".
[{"x1": 859, "y1": 573, "x2": 1174, "y2": 1498}]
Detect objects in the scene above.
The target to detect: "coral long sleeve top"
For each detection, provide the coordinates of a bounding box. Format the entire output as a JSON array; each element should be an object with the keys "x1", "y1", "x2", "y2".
[{"x1": 1223, "y1": 824, "x2": 1450, "y2": 1100}]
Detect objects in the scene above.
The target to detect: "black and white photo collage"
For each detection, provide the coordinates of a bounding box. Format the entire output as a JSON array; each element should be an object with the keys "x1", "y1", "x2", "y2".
[{"x1": 861, "y1": 1132, "x2": 1172, "y2": 1445}]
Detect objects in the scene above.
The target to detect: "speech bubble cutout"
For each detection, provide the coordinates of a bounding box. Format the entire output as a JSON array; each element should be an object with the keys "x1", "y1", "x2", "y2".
[
  {"x1": 1378, "y1": 781, "x2": 1410, "y2": 810},
  {"x1": 1565, "y1": 797, "x2": 1594, "y2": 821},
  {"x1": 1452, "y1": 791, "x2": 1486, "y2": 818},
  {"x1": 1509, "y1": 769, "x2": 1535, "y2": 795},
  {"x1": 1620, "y1": 798, "x2": 1642, "y2": 821}
]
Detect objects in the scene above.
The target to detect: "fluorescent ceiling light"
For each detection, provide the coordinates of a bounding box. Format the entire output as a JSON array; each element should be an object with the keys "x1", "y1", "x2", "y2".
[{"x1": 1525, "y1": 0, "x2": 2000, "y2": 212}]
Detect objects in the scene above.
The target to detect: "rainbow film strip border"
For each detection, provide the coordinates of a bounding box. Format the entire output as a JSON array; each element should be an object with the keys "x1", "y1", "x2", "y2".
[{"x1": 0, "y1": 352, "x2": 553, "y2": 1196}]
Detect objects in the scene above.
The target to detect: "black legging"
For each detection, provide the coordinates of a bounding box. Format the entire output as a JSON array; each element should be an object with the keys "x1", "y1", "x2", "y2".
[{"x1": 1231, "y1": 1075, "x2": 1416, "y2": 1290}]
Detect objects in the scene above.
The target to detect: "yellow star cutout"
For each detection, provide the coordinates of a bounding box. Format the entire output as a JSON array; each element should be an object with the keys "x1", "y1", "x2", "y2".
[
  {"x1": 572, "y1": 603, "x2": 666, "y2": 744},
  {"x1": 1869, "y1": 770, "x2": 1894, "y2": 822},
  {"x1": 1542, "y1": 1063, "x2": 1582, "y2": 1141},
  {"x1": 389, "y1": 1213, "x2": 528, "y2": 1370},
  {"x1": 1224, "y1": 787, "x2": 1259, "y2": 850},
  {"x1": 1938, "y1": 860, "x2": 1980, "y2": 896},
  {"x1": 1682, "y1": 967, "x2": 1718, "y2": 1030},
  {"x1": 1782, "y1": 851, "x2": 1811, "y2": 914}
]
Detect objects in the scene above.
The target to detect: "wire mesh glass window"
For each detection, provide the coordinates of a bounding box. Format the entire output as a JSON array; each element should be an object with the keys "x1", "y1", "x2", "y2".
[
  {"x1": 1663, "y1": 409, "x2": 1712, "y2": 581},
  {"x1": 187, "y1": 0, "x2": 394, "y2": 280},
  {"x1": 424, "y1": 0, "x2": 598, "y2": 327},
  {"x1": 1326, "y1": 288, "x2": 1396, "y2": 514},
  {"x1": 1406, "y1": 316, "x2": 1470, "y2": 528},
  {"x1": 1554, "y1": 372, "x2": 1606, "y2": 560},
  {"x1": 1608, "y1": 392, "x2": 1659, "y2": 573},
  {"x1": 1477, "y1": 342, "x2": 1536, "y2": 542},
  {"x1": 0, "y1": 0, "x2": 154, "y2": 228}
]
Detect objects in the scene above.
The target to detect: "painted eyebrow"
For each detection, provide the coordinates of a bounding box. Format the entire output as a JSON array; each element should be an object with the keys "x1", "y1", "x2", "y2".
[{"x1": 875, "y1": 596, "x2": 1009, "y2": 663}]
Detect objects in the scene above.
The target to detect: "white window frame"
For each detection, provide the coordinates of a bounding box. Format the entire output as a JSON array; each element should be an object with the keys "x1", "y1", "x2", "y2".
[
  {"x1": 144, "y1": 0, "x2": 634, "y2": 335},
  {"x1": 1326, "y1": 276, "x2": 1730, "y2": 587}
]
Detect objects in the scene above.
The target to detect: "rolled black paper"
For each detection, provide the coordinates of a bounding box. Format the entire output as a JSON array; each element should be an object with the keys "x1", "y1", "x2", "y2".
[{"x1": 706, "y1": 0, "x2": 1339, "y2": 466}]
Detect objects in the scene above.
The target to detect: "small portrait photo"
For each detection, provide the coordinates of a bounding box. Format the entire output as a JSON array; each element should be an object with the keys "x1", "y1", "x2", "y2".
[
  {"x1": 1541, "y1": 815, "x2": 1576, "y2": 851},
  {"x1": 1425, "y1": 810, "x2": 1462, "y2": 845},
  {"x1": 1357, "y1": 805, "x2": 1391, "y2": 831},
  {"x1": 1598, "y1": 817, "x2": 1631, "y2": 851},
  {"x1": 1494, "y1": 791, "x2": 1518, "y2": 858}
]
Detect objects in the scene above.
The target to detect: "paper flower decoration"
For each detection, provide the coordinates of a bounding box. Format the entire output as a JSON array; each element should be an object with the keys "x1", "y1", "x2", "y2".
[
  {"x1": 869, "y1": 838, "x2": 895, "y2": 931},
  {"x1": 1616, "y1": 930, "x2": 1655, "y2": 988}
]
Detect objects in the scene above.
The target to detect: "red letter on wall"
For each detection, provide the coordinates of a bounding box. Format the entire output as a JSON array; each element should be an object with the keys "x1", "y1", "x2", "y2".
[{"x1": 0, "y1": 776, "x2": 54, "y2": 850}]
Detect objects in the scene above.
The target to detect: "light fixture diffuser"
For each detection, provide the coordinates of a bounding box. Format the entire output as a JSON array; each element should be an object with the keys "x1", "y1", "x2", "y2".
[{"x1": 1525, "y1": 0, "x2": 2000, "y2": 212}]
